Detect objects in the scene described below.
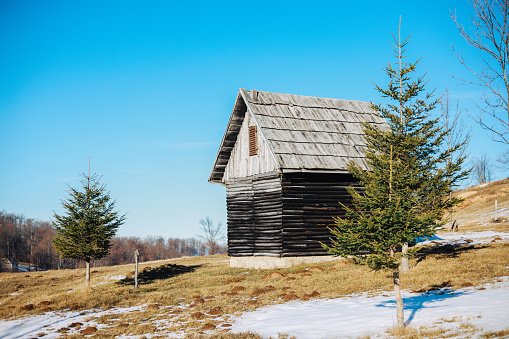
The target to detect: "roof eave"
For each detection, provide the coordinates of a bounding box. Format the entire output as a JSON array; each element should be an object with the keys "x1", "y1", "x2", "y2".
[{"x1": 208, "y1": 90, "x2": 247, "y2": 183}]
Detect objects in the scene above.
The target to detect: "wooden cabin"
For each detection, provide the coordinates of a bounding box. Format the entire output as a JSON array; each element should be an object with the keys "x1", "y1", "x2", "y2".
[
  {"x1": 0, "y1": 258, "x2": 19, "y2": 273},
  {"x1": 209, "y1": 89, "x2": 387, "y2": 268}
]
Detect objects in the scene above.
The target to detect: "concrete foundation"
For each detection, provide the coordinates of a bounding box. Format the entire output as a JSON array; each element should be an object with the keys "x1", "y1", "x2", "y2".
[{"x1": 230, "y1": 255, "x2": 337, "y2": 269}]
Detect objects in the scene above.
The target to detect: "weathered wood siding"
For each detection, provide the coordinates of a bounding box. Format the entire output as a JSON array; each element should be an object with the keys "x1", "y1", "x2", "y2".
[
  {"x1": 223, "y1": 110, "x2": 278, "y2": 182},
  {"x1": 226, "y1": 171, "x2": 359, "y2": 258},
  {"x1": 226, "y1": 173, "x2": 282, "y2": 257},
  {"x1": 280, "y1": 172, "x2": 358, "y2": 257}
]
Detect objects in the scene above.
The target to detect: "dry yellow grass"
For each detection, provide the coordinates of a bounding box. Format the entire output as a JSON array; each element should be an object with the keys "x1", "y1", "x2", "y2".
[{"x1": 451, "y1": 178, "x2": 509, "y2": 232}]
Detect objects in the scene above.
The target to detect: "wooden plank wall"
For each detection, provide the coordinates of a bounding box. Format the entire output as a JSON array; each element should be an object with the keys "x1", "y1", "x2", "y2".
[
  {"x1": 226, "y1": 173, "x2": 283, "y2": 257},
  {"x1": 281, "y1": 172, "x2": 358, "y2": 257},
  {"x1": 223, "y1": 110, "x2": 278, "y2": 182}
]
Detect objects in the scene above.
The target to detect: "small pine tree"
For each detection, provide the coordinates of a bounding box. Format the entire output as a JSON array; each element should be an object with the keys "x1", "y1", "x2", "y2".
[
  {"x1": 53, "y1": 171, "x2": 126, "y2": 288},
  {"x1": 323, "y1": 20, "x2": 469, "y2": 329}
]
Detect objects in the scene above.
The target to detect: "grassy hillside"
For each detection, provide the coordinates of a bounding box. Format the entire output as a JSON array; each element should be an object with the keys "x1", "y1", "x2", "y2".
[
  {"x1": 452, "y1": 177, "x2": 509, "y2": 232},
  {"x1": 0, "y1": 179, "x2": 508, "y2": 338}
]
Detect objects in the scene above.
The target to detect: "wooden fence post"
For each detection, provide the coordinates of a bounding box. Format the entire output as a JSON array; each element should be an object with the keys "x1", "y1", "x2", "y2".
[
  {"x1": 495, "y1": 199, "x2": 498, "y2": 222},
  {"x1": 134, "y1": 249, "x2": 139, "y2": 289}
]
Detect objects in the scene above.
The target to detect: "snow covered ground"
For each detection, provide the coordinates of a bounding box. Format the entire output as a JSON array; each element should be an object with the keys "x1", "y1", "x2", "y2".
[
  {"x1": 231, "y1": 277, "x2": 509, "y2": 338},
  {"x1": 0, "y1": 304, "x2": 149, "y2": 339},
  {"x1": 0, "y1": 231, "x2": 508, "y2": 338}
]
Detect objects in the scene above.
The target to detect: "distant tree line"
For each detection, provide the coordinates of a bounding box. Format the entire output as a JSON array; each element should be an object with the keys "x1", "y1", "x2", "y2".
[
  {"x1": 0, "y1": 210, "x2": 226, "y2": 272},
  {"x1": 0, "y1": 210, "x2": 57, "y2": 271}
]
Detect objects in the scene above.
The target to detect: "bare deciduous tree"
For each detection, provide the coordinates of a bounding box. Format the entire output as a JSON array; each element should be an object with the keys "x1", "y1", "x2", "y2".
[
  {"x1": 451, "y1": 0, "x2": 509, "y2": 143},
  {"x1": 199, "y1": 217, "x2": 224, "y2": 255},
  {"x1": 496, "y1": 149, "x2": 509, "y2": 172},
  {"x1": 472, "y1": 154, "x2": 494, "y2": 184},
  {"x1": 441, "y1": 88, "x2": 472, "y2": 227}
]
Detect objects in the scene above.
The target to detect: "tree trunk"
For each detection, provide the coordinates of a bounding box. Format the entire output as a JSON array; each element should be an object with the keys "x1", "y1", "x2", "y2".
[
  {"x1": 85, "y1": 258, "x2": 91, "y2": 288},
  {"x1": 393, "y1": 271, "x2": 405, "y2": 328},
  {"x1": 401, "y1": 242, "x2": 409, "y2": 273}
]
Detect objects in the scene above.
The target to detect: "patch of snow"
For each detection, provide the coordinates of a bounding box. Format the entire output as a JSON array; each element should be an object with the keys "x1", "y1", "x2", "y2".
[
  {"x1": 92, "y1": 275, "x2": 126, "y2": 287},
  {"x1": 108, "y1": 274, "x2": 125, "y2": 281},
  {"x1": 416, "y1": 231, "x2": 509, "y2": 247},
  {"x1": 231, "y1": 277, "x2": 509, "y2": 338},
  {"x1": 9, "y1": 292, "x2": 23, "y2": 296},
  {"x1": 0, "y1": 304, "x2": 149, "y2": 339}
]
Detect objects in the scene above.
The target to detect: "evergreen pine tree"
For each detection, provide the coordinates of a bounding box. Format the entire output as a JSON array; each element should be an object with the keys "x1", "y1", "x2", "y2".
[
  {"x1": 53, "y1": 171, "x2": 126, "y2": 288},
  {"x1": 323, "y1": 21, "x2": 469, "y2": 329}
]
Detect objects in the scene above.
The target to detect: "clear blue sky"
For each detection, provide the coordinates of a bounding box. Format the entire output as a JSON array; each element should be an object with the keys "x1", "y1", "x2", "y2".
[{"x1": 1, "y1": 1, "x2": 507, "y2": 239}]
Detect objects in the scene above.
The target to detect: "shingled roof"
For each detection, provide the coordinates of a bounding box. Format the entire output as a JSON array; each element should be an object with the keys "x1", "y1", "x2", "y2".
[{"x1": 209, "y1": 88, "x2": 388, "y2": 183}]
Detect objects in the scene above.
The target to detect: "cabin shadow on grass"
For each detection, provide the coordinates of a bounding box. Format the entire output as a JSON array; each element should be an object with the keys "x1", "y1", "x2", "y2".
[
  {"x1": 415, "y1": 243, "x2": 489, "y2": 263},
  {"x1": 118, "y1": 263, "x2": 201, "y2": 286}
]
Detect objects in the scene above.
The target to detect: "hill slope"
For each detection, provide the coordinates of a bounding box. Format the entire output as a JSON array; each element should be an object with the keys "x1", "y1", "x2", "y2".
[{"x1": 452, "y1": 177, "x2": 509, "y2": 232}]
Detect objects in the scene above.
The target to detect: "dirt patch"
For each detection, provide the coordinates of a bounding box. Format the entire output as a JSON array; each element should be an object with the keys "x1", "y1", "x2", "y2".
[
  {"x1": 38, "y1": 301, "x2": 52, "y2": 306},
  {"x1": 334, "y1": 261, "x2": 352, "y2": 268},
  {"x1": 80, "y1": 326, "x2": 97, "y2": 335},
  {"x1": 303, "y1": 291, "x2": 320, "y2": 298},
  {"x1": 308, "y1": 266, "x2": 324, "y2": 273},
  {"x1": 280, "y1": 293, "x2": 299, "y2": 301},
  {"x1": 69, "y1": 322, "x2": 83, "y2": 328},
  {"x1": 251, "y1": 285, "x2": 275, "y2": 296},
  {"x1": 20, "y1": 304, "x2": 35, "y2": 311},
  {"x1": 412, "y1": 280, "x2": 453, "y2": 293},
  {"x1": 69, "y1": 303, "x2": 83, "y2": 311},
  {"x1": 460, "y1": 282, "x2": 474, "y2": 287},
  {"x1": 191, "y1": 312, "x2": 206, "y2": 319},
  {"x1": 231, "y1": 286, "x2": 246, "y2": 292},
  {"x1": 200, "y1": 323, "x2": 216, "y2": 331},
  {"x1": 293, "y1": 269, "x2": 307, "y2": 274},
  {"x1": 192, "y1": 295, "x2": 205, "y2": 304},
  {"x1": 225, "y1": 278, "x2": 245, "y2": 284},
  {"x1": 247, "y1": 300, "x2": 258, "y2": 306},
  {"x1": 208, "y1": 307, "x2": 223, "y2": 315},
  {"x1": 262, "y1": 272, "x2": 283, "y2": 279}
]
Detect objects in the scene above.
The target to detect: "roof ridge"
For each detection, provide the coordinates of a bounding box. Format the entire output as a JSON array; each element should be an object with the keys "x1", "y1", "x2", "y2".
[{"x1": 240, "y1": 88, "x2": 371, "y2": 105}]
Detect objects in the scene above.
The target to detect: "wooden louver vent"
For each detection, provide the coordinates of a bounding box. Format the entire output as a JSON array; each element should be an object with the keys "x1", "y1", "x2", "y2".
[{"x1": 249, "y1": 126, "x2": 258, "y2": 156}]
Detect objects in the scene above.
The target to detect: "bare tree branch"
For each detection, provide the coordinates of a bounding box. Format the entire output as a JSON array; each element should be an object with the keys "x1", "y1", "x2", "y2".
[
  {"x1": 198, "y1": 217, "x2": 224, "y2": 255},
  {"x1": 451, "y1": 0, "x2": 509, "y2": 144},
  {"x1": 472, "y1": 154, "x2": 494, "y2": 183}
]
